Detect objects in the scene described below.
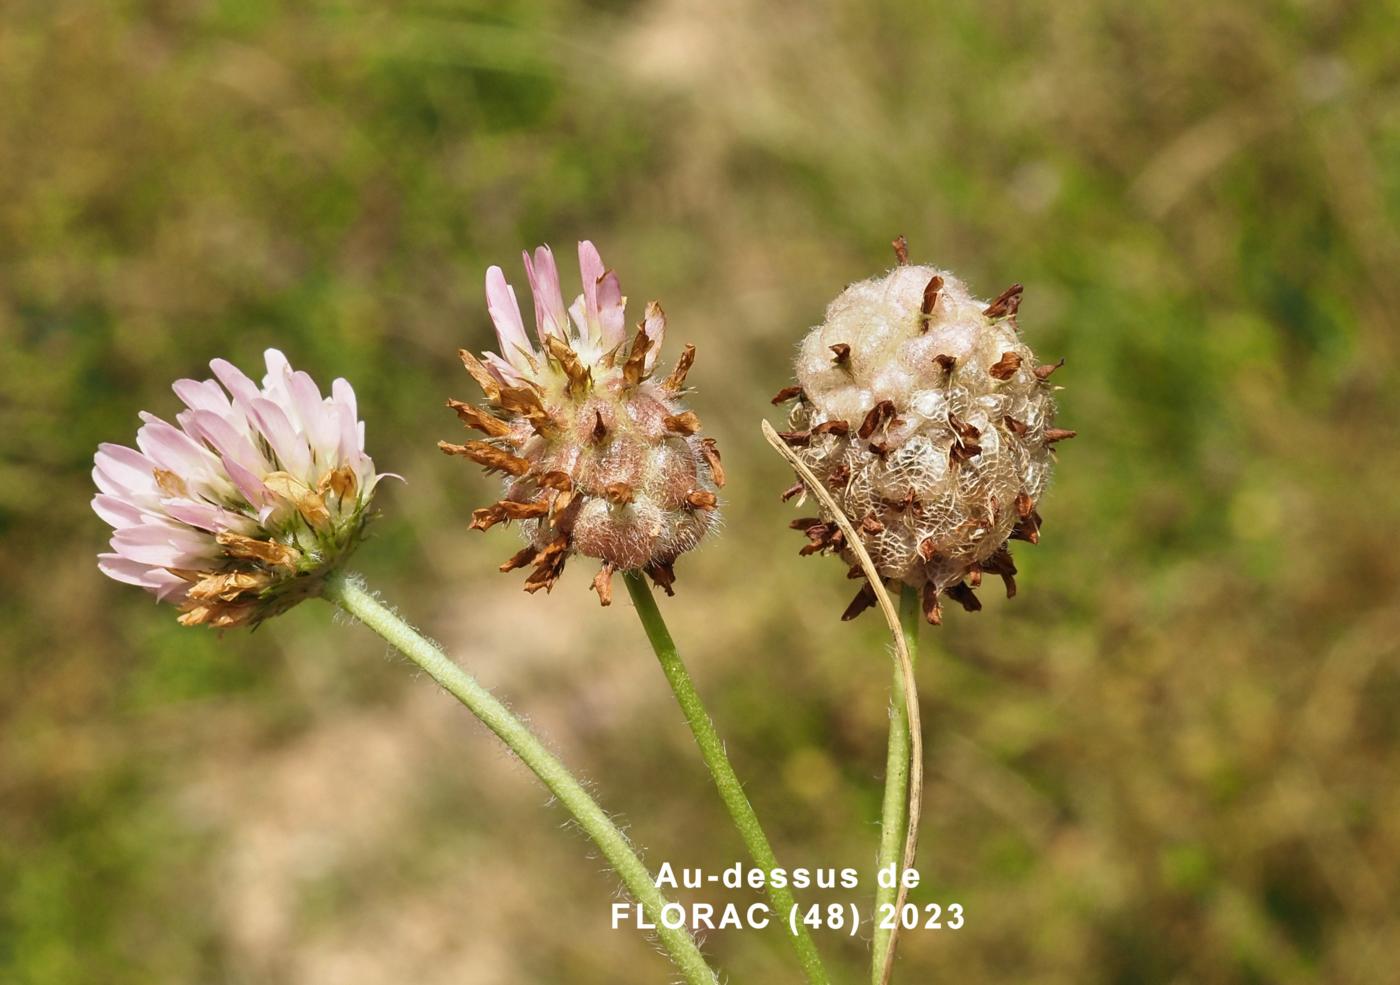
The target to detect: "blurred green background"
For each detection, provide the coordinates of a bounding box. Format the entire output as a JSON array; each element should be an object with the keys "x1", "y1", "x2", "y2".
[{"x1": 3, "y1": 1, "x2": 1399, "y2": 982}]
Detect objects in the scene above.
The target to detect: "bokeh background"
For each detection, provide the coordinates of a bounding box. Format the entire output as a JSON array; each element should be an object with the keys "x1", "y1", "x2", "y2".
[{"x1": 3, "y1": 1, "x2": 1399, "y2": 982}]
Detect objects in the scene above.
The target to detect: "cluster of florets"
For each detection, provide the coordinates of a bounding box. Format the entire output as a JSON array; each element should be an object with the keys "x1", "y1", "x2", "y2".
[
  {"x1": 776, "y1": 237, "x2": 1073, "y2": 623},
  {"x1": 441, "y1": 241, "x2": 723, "y2": 604},
  {"x1": 93, "y1": 350, "x2": 390, "y2": 627}
]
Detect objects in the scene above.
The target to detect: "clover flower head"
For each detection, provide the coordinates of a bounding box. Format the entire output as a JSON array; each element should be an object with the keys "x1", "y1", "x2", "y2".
[
  {"x1": 776, "y1": 237, "x2": 1075, "y2": 624},
  {"x1": 442, "y1": 241, "x2": 723, "y2": 604},
  {"x1": 93, "y1": 349, "x2": 391, "y2": 628}
]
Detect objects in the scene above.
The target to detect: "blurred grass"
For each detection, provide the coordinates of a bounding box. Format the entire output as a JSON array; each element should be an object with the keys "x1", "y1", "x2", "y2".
[{"x1": 3, "y1": 0, "x2": 1399, "y2": 982}]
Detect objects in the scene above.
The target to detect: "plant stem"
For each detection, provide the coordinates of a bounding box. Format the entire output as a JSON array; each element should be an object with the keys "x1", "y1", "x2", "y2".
[
  {"x1": 871, "y1": 584, "x2": 921, "y2": 983},
  {"x1": 622, "y1": 570, "x2": 831, "y2": 985},
  {"x1": 322, "y1": 572, "x2": 718, "y2": 985}
]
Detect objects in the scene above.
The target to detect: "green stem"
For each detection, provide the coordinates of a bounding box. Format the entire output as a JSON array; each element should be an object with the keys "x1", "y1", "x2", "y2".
[
  {"x1": 322, "y1": 572, "x2": 718, "y2": 985},
  {"x1": 622, "y1": 571, "x2": 831, "y2": 985},
  {"x1": 871, "y1": 584, "x2": 921, "y2": 983}
]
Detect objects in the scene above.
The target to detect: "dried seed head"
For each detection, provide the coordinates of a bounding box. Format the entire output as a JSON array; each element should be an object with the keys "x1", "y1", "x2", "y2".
[
  {"x1": 446, "y1": 241, "x2": 722, "y2": 599},
  {"x1": 92, "y1": 350, "x2": 393, "y2": 628},
  {"x1": 781, "y1": 241, "x2": 1072, "y2": 622}
]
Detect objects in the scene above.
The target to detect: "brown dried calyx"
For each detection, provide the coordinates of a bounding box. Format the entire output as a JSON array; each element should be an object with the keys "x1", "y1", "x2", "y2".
[{"x1": 777, "y1": 236, "x2": 1074, "y2": 623}]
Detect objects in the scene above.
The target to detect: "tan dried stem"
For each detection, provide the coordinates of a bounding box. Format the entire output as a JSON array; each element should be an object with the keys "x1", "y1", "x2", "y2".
[{"x1": 761, "y1": 420, "x2": 922, "y2": 985}]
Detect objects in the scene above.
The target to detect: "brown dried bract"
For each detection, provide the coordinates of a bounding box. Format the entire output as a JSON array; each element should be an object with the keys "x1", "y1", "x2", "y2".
[
  {"x1": 603, "y1": 481, "x2": 635, "y2": 506},
  {"x1": 523, "y1": 536, "x2": 569, "y2": 593},
  {"x1": 187, "y1": 570, "x2": 270, "y2": 603},
  {"x1": 543, "y1": 336, "x2": 591, "y2": 394},
  {"x1": 922, "y1": 582, "x2": 943, "y2": 625},
  {"x1": 459, "y1": 349, "x2": 501, "y2": 400},
  {"x1": 538, "y1": 470, "x2": 573, "y2": 492},
  {"x1": 780, "y1": 481, "x2": 805, "y2": 502},
  {"x1": 663, "y1": 411, "x2": 702, "y2": 436},
  {"x1": 892, "y1": 234, "x2": 910, "y2": 265},
  {"x1": 321, "y1": 465, "x2": 358, "y2": 501},
  {"x1": 1003, "y1": 416, "x2": 1030, "y2": 437},
  {"x1": 1034, "y1": 357, "x2": 1065, "y2": 381},
  {"x1": 499, "y1": 544, "x2": 538, "y2": 572},
  {"x1": 153, "y1": 468, "x2": 188, "y2": 498},
  {"x1": 178, "y1": 600, "x2": 258, "y2": 629},
  {"x1": 948, "y1": 412, "x2": 981, "y2": 441},
  {"x1": 438, "y1": 440, "x2": 532, "y2": 477},
  {"x1": 645, "y1": 560, "x2": 677, "y2": 596},
  {"x1": 933, "y1": 353, "x2": 957, "y2": 376},
  {"x1": 1011, "y1": 510, "x2": 1042, "y2": 544},
  {"x1": 470, "y1": 498, "x2": 550, "y2": 531},
  {"x1": 592, "y1": 563, "x2": 615, "y2": 606},
  {"x1": 770, "y1": 385, "x2": 805, "y2": 405},
  {"x1": 662, "y1": 344, "x2": 696, "y2": 392},
  {"x1": 945, "y1": 581, "x2": 982, "y2": 612},
  {"x1": 858, "y1": 400, "x2": 897, "y2": 440},
  {"x1": 1044, "y1": 428, "x2": 1077, "y2": 445},
  {"x1": 811, "y1": 419, "x2": 850, "y2": 438},
  {"x1": 447, "y1": 398, "x2": 512, "y2": 438},
  {"x1": 842, "y1": 582, "x2": 877, "y2": 621},
  {"x1": 920, "y1": 275, "x2": 944, "y2": 325},
  {"x1": 699, "y1": 438, "x2": 726, "y2": 488},
  {"x1": 988, "y1": 351, "x2": 1023, "y2": 380},
  {"x1": 216, "y1": 531, "x2": 301, "y2": 570},
  {"x1": 980, "y1": 546, "x2": 1018, "y2": 598},
  {"x1": 860, "y1": 512, "x2": 885, "y2": 535},
  {"x1": 982, "y1": 283, "x2": 1023, "y2": 319},
  {"x1": 622, "y1": 324, "x2": 654, "y2": 387},
  {"x1": 778, "y1": 429, "x2": 812, "y2": 447},
  {"x1": 829, "y1": 343, "x2": 851, "y2": 365},
  {"x1": 685, "y1": 490, "x2": 718, "y2": 510}
]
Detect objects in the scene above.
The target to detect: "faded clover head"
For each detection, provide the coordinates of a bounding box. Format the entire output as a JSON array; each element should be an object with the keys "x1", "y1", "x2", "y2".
[{"x1": 441, "y1": 241, "x2": 723, "y2": 604}]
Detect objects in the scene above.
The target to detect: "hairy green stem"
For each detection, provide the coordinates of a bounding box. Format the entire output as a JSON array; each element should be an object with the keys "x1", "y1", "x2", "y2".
[
  {"x1": 622, "y1": 571, "x2": 831, "y2": 985},
  {"x1": 322, "y1": 572, "x2": 717, "y2": 985},
  {"x1": 871, "y1": 584, "x2": 921, "y2": 983}
]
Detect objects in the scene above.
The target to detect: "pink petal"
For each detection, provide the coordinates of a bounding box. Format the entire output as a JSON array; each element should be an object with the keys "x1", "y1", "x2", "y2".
[
  {"x1": 248, "y1": 397, "x2": 312, "y2": 478},
  {"x1": 98, "y1": 552, "x2": 160, "y2": 588},
  {"x1": 172, "y1": 378, "x2": 232, "y2": 416},
  {"x1": 595, "y1": 270, "x2": 626, "y2": 349},
  {"x1": 94, "y1": 443, "x2": 158, "y2": 496},
  {"x1": 483, "y1": 352, "x2": 526, "y2": 387},
  {"x1": 112, "y1": 522, "x2": 219, "y2": 568},
  {"x1": 485, "y1": 266, "x2": 533, "y2": 370},
  {"x1": 92, "y1": 493, "x2": 150, "y2": 529},
  {"x1": 185, "y1": 410, "x2": 267, "y2": 476},
  {"x1": 578, "y1": 240, "x2": 605, "y2": 339},
  {"x1": 136, "y1": 413, "x2": 216, "y2": 475},
  {"x1": 289, "y1": 371, "x2": 337, "y2": 463},
  {"x1": 222, "y1": 455, "x2": 270, "y2": 507},
  {"x1": 523, "y1": 245, "x2": 569, "y2": 343},
  {"x1": 165, "y1": 502, "x2": 255, "y2": 534},
  {"x1": 263, "y1": 348, "x2": 292, "y2": 385},
  {"x1": 331, "y1": 378, "x2": 358, "y2": 423},
  {"x1": 210, "y1": 357, "x2": 262, "y2": 409},
  {"x1": 98, "y1": 553, "x2": 190, "y2": 601},
  {"x1": 333, "y1": 401, "x2": 360, "y2": 463}
]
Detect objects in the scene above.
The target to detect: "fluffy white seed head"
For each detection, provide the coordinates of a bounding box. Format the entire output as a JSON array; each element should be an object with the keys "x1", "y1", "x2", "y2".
[{"x1": 780, "y1": 250, "x2": 1071, "y2": 623}]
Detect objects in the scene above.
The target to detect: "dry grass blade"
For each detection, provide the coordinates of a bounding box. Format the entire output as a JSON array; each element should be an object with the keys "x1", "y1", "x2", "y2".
[{"x1": 761, "y1": 420, "x2": 922, "y2": 985}]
